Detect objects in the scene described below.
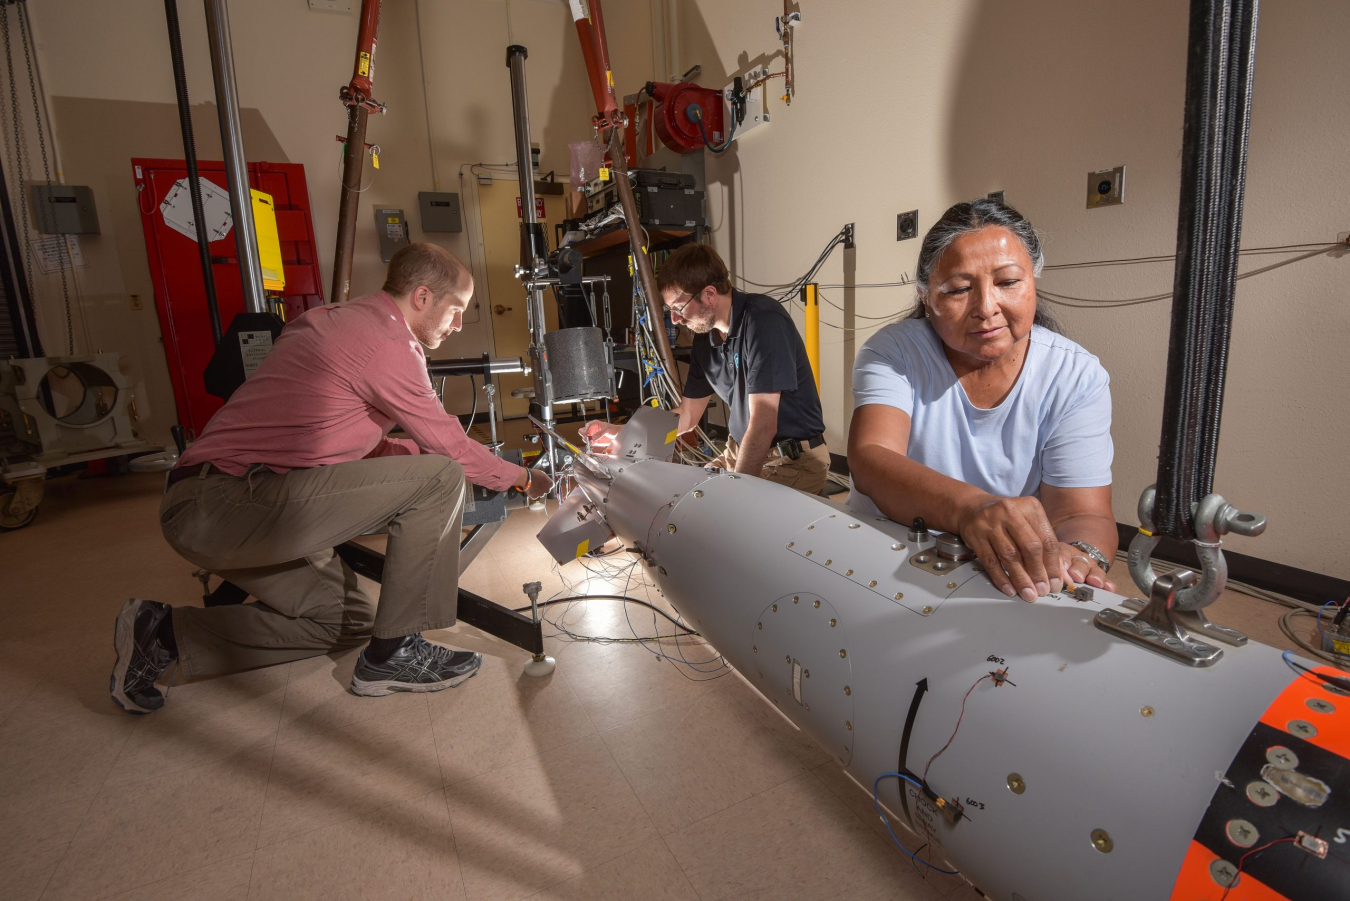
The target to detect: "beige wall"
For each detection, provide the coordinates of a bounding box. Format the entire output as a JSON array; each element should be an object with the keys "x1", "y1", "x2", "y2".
[
  {"x1": 676, "y1": 0, "x2": 1350, "y2": 576},
  {"x1": 22, "y1": 0, "x2": 653, "y2": 441}
]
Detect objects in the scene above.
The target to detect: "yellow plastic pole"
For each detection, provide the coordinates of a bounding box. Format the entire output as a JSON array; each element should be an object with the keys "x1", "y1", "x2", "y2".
[{"x1": 803, "y1": 282, "x2": 820, "y2": 391}]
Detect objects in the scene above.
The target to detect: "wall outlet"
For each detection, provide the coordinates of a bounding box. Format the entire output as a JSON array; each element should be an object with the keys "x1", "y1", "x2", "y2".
[
  {"x1": 1087, "y1": 166, "x2": 1125, "y2": 209},
  {"x1": 128, "y1": 294, "x2": 143, "y2": 311},
  {"x1": 307, "y1": 0, "x2": 353, "y2": 12},
  {"x1": 897, "y1": 210, "x2": 918, "y2": 241},
  {"x1": 843, "y1": 223, "x2": 855, "y2": 249},
  {"x1": 987, "y1": 190, "x2": 1006, "y2": 205}
]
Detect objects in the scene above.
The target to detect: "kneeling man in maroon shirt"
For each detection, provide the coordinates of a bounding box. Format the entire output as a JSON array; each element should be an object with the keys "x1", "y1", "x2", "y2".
[{"x1": 111, "y1": 244, "x2": 552, "y2": 713}]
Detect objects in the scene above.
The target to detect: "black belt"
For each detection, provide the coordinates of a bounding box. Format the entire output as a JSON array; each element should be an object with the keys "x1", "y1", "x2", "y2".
[
  {"x1": 166, "y1": 463, "x2": 212, "y2": 488},
  {"x1": 773, "y1": 434, "x2": 826, "y2": 460}
]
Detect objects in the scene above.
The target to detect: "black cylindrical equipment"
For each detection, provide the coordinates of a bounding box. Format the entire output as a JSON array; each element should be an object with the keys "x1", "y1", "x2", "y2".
[
  {"x1": 163, "y1": 0, "x2": 223, "y2": 347},
  {"x1": 1154, "y1": 0, "x2": 1260, "y2": 540},
  {"x1": 544, "y1": 327, "x2": 612, "y2": 402}
]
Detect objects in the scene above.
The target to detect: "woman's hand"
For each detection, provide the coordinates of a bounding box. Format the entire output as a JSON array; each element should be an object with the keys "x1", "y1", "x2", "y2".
[
  {"x1": 957, "y1": 495, "x2": 1066, "y2": 602},
  {"x1": 1059, "y1": 544, "x2": 1116, "y2": 592}
]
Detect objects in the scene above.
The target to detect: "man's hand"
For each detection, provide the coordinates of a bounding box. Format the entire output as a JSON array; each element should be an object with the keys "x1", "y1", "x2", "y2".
[
  {"x1": 579, "y1": 420, "x2": 621, "y2": 451},
  {"x1": 513, "y1": 467, "x2": 554, "y2": 499},
  {"x1": 957, "y1": 495, "x2": 1066, "y2": 602}
]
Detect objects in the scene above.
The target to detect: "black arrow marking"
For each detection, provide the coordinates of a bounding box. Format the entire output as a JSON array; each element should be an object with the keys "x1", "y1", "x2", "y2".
[{"x1": 897, "y1": 677, "x2": 928, "y2": 824}]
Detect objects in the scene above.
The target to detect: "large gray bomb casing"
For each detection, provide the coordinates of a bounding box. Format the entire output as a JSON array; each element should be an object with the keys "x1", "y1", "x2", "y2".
[{"x1": 573, "y1": 453, "x2": 1315, "y2": 900}]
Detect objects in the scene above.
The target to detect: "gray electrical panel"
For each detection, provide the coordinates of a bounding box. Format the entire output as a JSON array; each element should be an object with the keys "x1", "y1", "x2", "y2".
[
  {"x1": 31, "y1": 185, "x2": 99, "y2": 235},
  {"x1": 374, "y1": 207, "x2": 409, "y2": 262},
  {"x1": 418, "y1": 191, "x2": 462, "y2": 233}
]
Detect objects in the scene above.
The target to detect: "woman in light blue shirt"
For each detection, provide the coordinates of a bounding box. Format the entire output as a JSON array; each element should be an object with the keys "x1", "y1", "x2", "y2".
[{"x1": 848, "y1": 199, "x2": 1118, "y2": 602}]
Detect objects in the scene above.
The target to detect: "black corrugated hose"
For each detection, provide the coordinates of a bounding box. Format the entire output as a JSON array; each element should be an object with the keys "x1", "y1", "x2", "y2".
[
  {"x1": 1153, "y1": 0, "x2": 1260, "y2": 540},
  {"x1": 163, "y1": 0, "x2": 224, "y2": 347}
]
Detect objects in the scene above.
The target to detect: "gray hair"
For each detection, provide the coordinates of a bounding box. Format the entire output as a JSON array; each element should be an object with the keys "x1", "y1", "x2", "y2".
[{"x1": 908, "y1": 198, "x2": 1060, "y2": 333}]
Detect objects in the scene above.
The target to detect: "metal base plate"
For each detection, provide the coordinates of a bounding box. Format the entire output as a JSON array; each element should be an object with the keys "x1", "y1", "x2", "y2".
[
  {"x1": 1094, "y1": 607, "x2": 1223, "y2": 667},
  {"x1": 1121, "y1": 597, "x2": 1249, "y2": 647}
]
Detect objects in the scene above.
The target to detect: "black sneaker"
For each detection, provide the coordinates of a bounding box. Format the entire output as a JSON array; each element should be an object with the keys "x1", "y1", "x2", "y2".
[
  {"x1": 350, "y1": 635, "x2": 482, "y2": 697},
  {"x1": 110, "y1": 598, "x2": 176, "y2": 714}
]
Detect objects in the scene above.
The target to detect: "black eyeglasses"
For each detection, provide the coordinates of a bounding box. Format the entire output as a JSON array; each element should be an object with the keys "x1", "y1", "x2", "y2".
[{"x1": 667, "y1": 288, "x2": 704, "y2": 317}]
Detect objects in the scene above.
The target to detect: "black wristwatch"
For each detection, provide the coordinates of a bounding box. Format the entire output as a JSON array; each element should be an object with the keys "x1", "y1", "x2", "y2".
[{"x1": 1068, "y1": 541, "x2": 1111, "y2": 573}]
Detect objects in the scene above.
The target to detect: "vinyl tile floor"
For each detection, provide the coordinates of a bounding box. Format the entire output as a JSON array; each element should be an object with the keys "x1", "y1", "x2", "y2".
[{"x1": 0, "y1": 471, "x2": 1313, "y2": 901}]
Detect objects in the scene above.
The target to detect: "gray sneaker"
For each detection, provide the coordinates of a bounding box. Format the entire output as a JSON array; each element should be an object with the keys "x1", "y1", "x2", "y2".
[
  {"x1": 350, "y1": 635, "x2": 482, "y2": 697},
  {"x1": 110, "y1": 598, "x2": 176, "y2": 713}
]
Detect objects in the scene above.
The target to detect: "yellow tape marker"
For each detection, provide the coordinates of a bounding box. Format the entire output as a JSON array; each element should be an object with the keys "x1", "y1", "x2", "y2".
[
  {"x1": 599, "y1": 167, "x2": 611, "y2": 181},
  {"x1": 358, "y1": 52, "x2": 371, "y2": 77},
  {"x1": 371, "y1": 150, "x2": 380, "y2": 169},
  {"x1": 1138, "y1": 527, "x2": 1154, "y2": 537},
  {"x1": 665, "y1": 429, "x2": 678, "y2": 444},
  {"x1": 576, "y1": 539, "x2": 590, "y2": 559},
  {"x1": 606, "y1": 70, "x2": 614, "y2": 87}
]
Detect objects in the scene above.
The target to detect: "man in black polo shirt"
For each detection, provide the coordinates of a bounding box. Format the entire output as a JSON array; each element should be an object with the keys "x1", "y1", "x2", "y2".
[{"x1": 660, "y1": 243, "x2": 830, "y2": 494}]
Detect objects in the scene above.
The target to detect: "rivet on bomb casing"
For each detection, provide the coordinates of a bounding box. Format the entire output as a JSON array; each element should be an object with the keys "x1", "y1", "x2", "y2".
[
  {"x1": 1141, "y1": 706, "x2": 1155, "y2": 717},
  {"x1": 693, "y1": 490, "x2": 703, "y2": 498},
  {"x1": 804, "y1": 669, "x2": 810, "y2": 678},
  {"x1": 786, "y1": 655, "x2": 791, "y2": 663},
  {"x1": 844, "y1": 685, "x2": 852, "y2": 695},
  {"x1": 667, "y1": 524, "x2": 676, "y2": 534},
  {"x1": 1287, "y1": 719, "x2": 1317, "y2": 739},
  {"x1": 974, "y1": 565, "x2": 984, "y2": 573},
  {"x1": 793, "y1": 596, "x2": 800, "y2": 603},
  {"x1": 891, "y1": 543, "x2": 902, "y2": 551},
  {"x1": 1266, "y1": 746, "x2": 1298, "y2": 769},
  {"x1": 753, "y1": 645, "x2": 758, "y2": 653},
  {"x1": 1306, "y1": 697, "x2": 1335, "y2": 714},
  {"x1": 839, "y1": 649, "x2": 847, "y2": 658},
  {"x1": 922, "y1": 606, "x2": 934, "y2": 615},
  {"x1": 894, "y1": 592, "x2": 904, "y2": 601},
  {"x1": 1007, "y1": 773, "x2": 1025, "y2": 794},
  {"x1": 757, "y1": 622, "x2": 762, "y2": 630},
  {"x1": 788, "y1": 542, "x2": 795, "y2": 548},
  {"x1": 846, "y1": 720, "x2": 853, "y2": 730},
  {"x1": 825, "y1": 559, "x2": 833, "y2": 566},
  {"x1": 1090, "y1": 829, "x2": 1113, "y2": 853},
  {"x1": 805, "y1": 703, "x2": 810, "y2": 711},
  {"x1": 1208, "y1": 859, "x2": 1239, "y2": 889},
  {"x1": 772, "y1": 604, "x2": 778, "y2": 612},
  {"x1": 869, "y1": 580, "x2": 878, "y2": 587},
  {"x1": 947, "y1": 582, "x2": 958, "y2": 589},
  {"x1": 813, "y1": 600, "x2": 821, "y2": 608},
  {"x1": 659, "y1": 566, "x2": 667, "y2": 575},
  {"x1": 829, "y1": 618, "x2": 838, "y2": 627},
  {"x1": 808, "y1": 525, "x2": 815, "y2": 530},
  {"x1": 849, "y1": 523, "x2": 860, "y2": 529},
  {"x1": 1225, "y1": 819, "x2": 1258, "y2": 848},
  {"x1": 845, "y1": 569, "x2": 854, "y2": 576},
  {"x1": 806, "y1": 550, "x2": 813, "y2": 557}
]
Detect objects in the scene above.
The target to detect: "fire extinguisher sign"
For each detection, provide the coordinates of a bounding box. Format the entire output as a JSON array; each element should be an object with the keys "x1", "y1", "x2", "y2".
[{"x1": 516, "y1": 197, "x2": 546, "y2": 219}]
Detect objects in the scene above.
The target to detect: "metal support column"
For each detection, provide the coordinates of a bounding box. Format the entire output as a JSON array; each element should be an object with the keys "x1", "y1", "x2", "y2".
[{"x1": 202, "y1": 0, "x2": 265, "y2": 314}]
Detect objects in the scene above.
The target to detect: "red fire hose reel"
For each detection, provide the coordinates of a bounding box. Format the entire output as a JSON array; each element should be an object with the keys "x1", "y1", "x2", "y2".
[{"x1": 647, "y1": 81, "x2": 726, "y2": 154}]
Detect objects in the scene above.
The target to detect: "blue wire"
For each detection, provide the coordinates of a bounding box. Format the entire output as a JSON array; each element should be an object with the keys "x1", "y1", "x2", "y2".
[
  {"x1": 1316, "y1": 600, "x2": 1340, "y2": 656},
  {"x1": 872, "y1": 772, "x2": 961, "y2": 875}
]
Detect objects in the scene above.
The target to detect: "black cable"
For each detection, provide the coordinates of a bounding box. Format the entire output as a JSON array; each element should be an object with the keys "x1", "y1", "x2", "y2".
[
  {"x1": 512, "y1": 593, "x2": 699, "y2": 635},
  {"x1": 163, "y1": 0, "x2": 223, "y2": 348},
  {"x1": 1154, "y1": 0, "x2": 1259, "y2": 541}
]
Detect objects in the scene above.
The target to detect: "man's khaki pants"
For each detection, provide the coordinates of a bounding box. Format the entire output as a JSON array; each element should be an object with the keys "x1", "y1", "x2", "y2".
[
  {"x1": 160, "y1": 456, "x2": 466, "y2": 678},
  {"x1": 713, "y1": 436, "x2": 831, "y2": 496}
]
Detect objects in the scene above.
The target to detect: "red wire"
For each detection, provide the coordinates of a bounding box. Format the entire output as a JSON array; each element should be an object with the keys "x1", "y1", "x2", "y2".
[
  {"x1": 1218, "y1": 836, "x2": 1299, "y2": 900},
  {"x1": 923, "y1": 674, "x2": 994, "y2": 784}
]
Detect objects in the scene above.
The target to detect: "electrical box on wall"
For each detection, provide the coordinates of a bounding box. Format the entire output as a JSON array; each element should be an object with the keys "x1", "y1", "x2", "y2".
[
  {"x1": 374, "y1": 207, "x2": 409, "y2": 262},
  {"x1": 1087, "y1": 166, "x2": 1126, "y2": 209},
  {"x1": 31, "y1": 185, "x2": 99, "y2": 235},
  {"x1": 418, "y1": 192, "x2": 462, "y2": 233},
  {"x1": 725, "y1": 80, "x2": 769, "y2": 141}
]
